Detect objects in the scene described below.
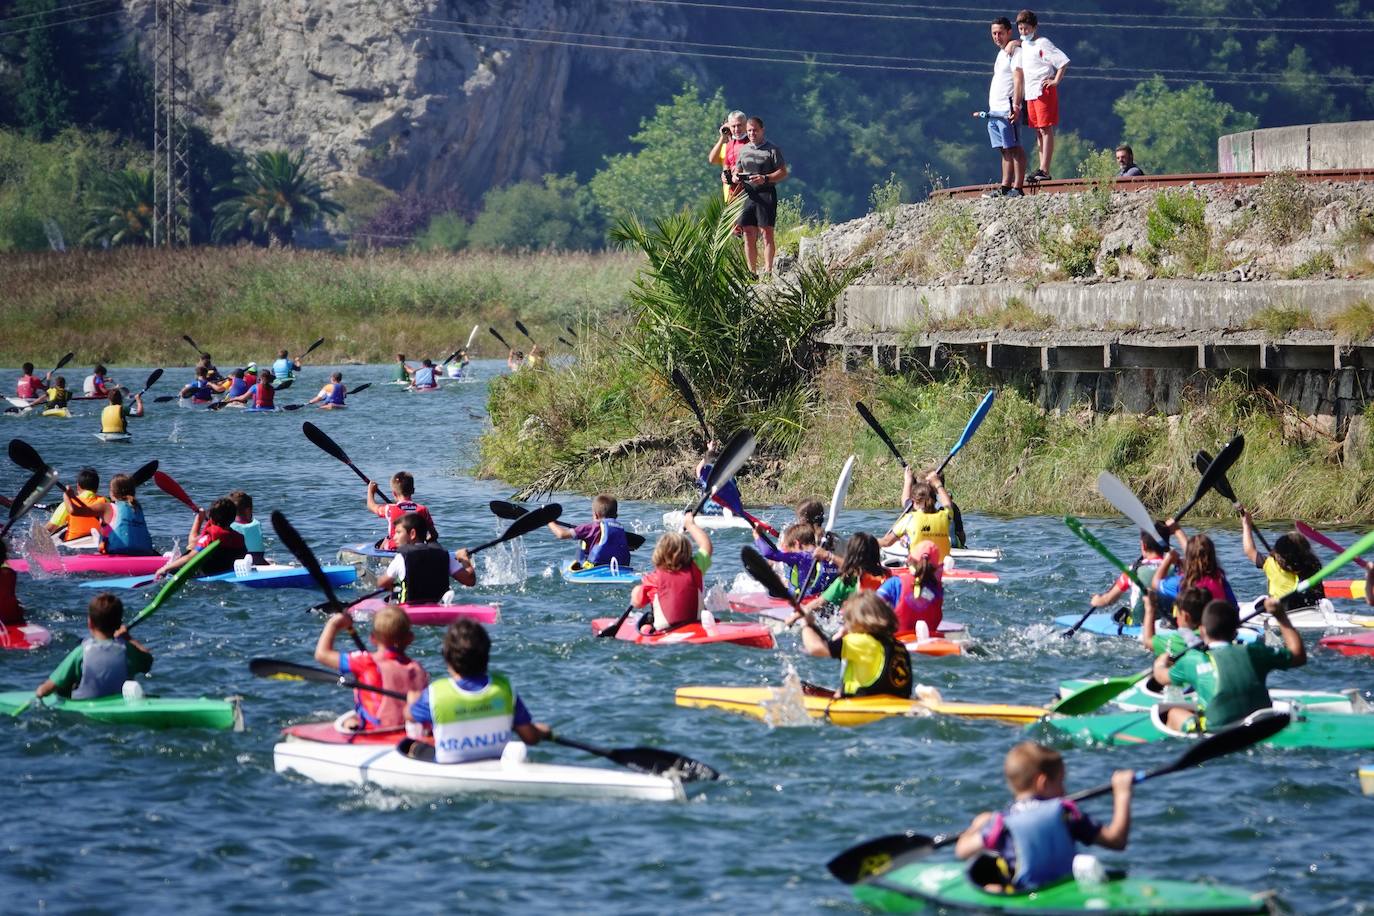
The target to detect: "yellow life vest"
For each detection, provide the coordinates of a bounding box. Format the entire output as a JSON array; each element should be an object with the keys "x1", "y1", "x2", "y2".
[{"x1": 100, "y1": 403, "x2": 126, "y2": 434}]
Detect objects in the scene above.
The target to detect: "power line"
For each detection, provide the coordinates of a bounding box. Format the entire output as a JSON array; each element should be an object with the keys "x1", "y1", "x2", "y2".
[
  {"x1": 0, "y1": 7, "x2": 122, "y2": 38},
  {"x1": 761, "y1": 0, "x2": 1374, "y2": 25},
  {"x1": 0, "y1": 0, "x2": 119, "y2": 25}
]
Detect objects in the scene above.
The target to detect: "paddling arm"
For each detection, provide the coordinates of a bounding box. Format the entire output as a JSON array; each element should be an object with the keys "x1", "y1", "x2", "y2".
[
  {"x1": 1240, "y1": 513, "x2": 1262, "y2": 567},
  {"x1": 900, "y1": 465, "x2": 914, "y2": 508},
  {"x1": 1264, "y1": 600, "x2": 1306, "y2": 667},
  {"x1": 1137, "y1": 592, "x2": 1158, "y2": 650},
  {"x1": 1093, "y1": 771, "x2": 1134, "y2": 850},
  {"x1": 452, "y1": 549, "x2": 476, "y2": 587},
  {"x1": 129, "y1": 395, "x2": 143, "y2": 417},
  {"x1": 798, "y1": 614, "x2": 832, "y2": 657},
  {"x1": 1090, "y1": 582, "x2": 1126, "y2": 608},
  {"x1": 954, "y1": 812, "x2": 993, "y2": 858},
  {"x1": 365, "y1": 483, "x2": 388, "y2": 514},
  {"x1": 684, "y1": 514, "x2": 712, "y2": 559},
  {"x1": 313, "y1": 613, "x2": 353, "y2": 670},
  {"x1": 547, "y1": 520, "x2": 576, "y2": 540},
  {"x1": 515, "y1": 722, "x2": 551, "y2": 745},
  {"x1": 1151, "y1": 551, "x2": 1177, "y2": 588}
]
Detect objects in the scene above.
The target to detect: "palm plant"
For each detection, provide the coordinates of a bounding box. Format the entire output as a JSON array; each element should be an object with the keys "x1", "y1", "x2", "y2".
[
  {"x1": 212, "y1": 150, "x2": 342, "y2": 246},
  {"x1": 81, "y1": 168, "x2": 156, "y2": 247}
]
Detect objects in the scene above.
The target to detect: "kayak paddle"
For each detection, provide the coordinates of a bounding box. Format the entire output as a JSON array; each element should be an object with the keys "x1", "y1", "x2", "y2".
[
  {"x1": 1051, "y1": 527, "x2": 1374, "y2": 716},
  {"x1": 49, "y1": 352, "x2": 75, "y2": 377},
  {"x1": 129, "y1": 460, "x2": 159, "y2": 490},
  {"x1": 307, "y1": 587, "x2": 388, "y2": 615},
  {"x1": 1097, "y1": 472, "x2": 1168, "y2": 552},
  {"x1": 7, "y1": 438, "x2": 47, "y2": 475},
  {"x1": 489, "y1": 327, "x2": 513, "y2": 350},
  {"x1": 670, "y1": 367, "x2": 710, "y2": 441},
  {"x1": 182, "y1": 334, "x2": 206, "y2": 358},
  {"x1": 465, "y1": 324, "x2": 480, "y2": 349},
  {"x1": 153, "y1": 471, "x2": 201, "y2": 513},
  {"x1": 490, "y1": 500, "x2": 645, "y2": 550},
  {"x1": 126, "y1": 540, "x2": 221, "y2": 630},
  {"x1": 934, "y1": 389, "x2": 995, "y2": 475},
  {"x1": 557, "y1": 336, "x2": 573, "y2": 347},
  {"x1": 465, "y1": 503, "x2": 563, "y2": 555},
  {"x1": 1059, "y1": 517, "x2": 1147, "y2": 639},
  {"x1": 825, "y1": 707, "x2": 1291, "y2": 885},
  {"x1": 272, "y1": 510, "x2": 368, "y2": 652},
  {"x1": 856, "y1": 401, "x2": 907, "y2": 468},
  {"x1": 824, "y1": 455, "x2": 857, "y2": 550},
  {"x1": 741, "y1": 545, "x2": 805, "y2": 615},
  {"x1": 248, "y1": 657, "x2": 719, "y2": 781},
  {"x1": 302, "y1": 421, "x2": 390, "y2": 503},
  {"x1": 1296, "y1": 521, "x2": 1372, "y2": 571},
  {"x1": 1, "y1": 467, "x2": 58, "y2": 538},
  {"x1": 300, "y1": 337, "x2": 326, "y2": 360},
  {"x1": 132, "y1": 368, "x2": 163, "y2": 400},
  {"x1": 1173, "y1": 434, "x2": 1243, "y2": 523},
  {"x1": 688, "y1": 428, "x2": 755, "y2": 517},
  {"x1": 595, "y1": 603, "x2": 638, "y2": 639},
  {"x1": 1193, "y1": 449, "x2": 1270, "y2": 554},
  {"x1": 565, "y1": 325, "x2": 578, "y2": 339},
  {"x1": 514, "y1": 320, "x2": 536, "y2": 344}
]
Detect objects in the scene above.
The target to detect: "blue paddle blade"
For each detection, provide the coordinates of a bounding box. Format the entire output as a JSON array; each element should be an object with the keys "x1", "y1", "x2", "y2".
[{"x1": 951, "y1": 389, "x2": 995, "y2": 455}]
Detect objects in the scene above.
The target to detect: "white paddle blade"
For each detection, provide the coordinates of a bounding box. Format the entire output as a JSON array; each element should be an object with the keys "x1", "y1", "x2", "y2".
[
  {"x1": 1096, "y1": 472, "x2": 1159, "y2": 544},
  {"x1": 826, "y1": 455, "x2": 856, "y2": 535}
]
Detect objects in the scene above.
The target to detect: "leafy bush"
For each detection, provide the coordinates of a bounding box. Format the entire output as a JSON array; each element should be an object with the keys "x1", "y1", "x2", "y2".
[
  {"x1": 1113, "y1": 76, "x2": 1258, "y2": 174},
  {"x1": 1145, "y1": 191, "x2": 1217, "y2": 274},
  {"x1": 1331, "y1": 301, "x2": 1374, "y2": 342},
  {"x1": 1251, "y1": 305, "x2": 1314, "y2": 336},
  {"x1": 1255, "y1": 170, "x2": 1314, "y2": 245},
  {"x1": 415, "y1": 212, "x2": 470, "y2": 252},
  {"x1": 868, "y1": 173, "x2": 905, "y2": 228},
  {"x1": 469, "y1": 174, "x2": 602, "y2": 252},
  {"x1": 1286, "y1": 252, "x2": 1336, "y2": 279},
  {"x1": 1041, "y1": 223, "x2": 1102, "y2": 278}
]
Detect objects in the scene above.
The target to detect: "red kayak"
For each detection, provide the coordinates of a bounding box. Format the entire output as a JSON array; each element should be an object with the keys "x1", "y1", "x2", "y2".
[
  {"x1": 723, "y1": 593, "x2": 968, "y2": 646},
  {"x1": 1324, "y1": 579, "x2": 1369, "y2": 600},
  {"x1": 282, "y1": 721, "x2": 412, "y2": 745},
  {"x1": 590, "y1": 617, "x2": 775, "y2": 650},
  {"x1": 1320, "y1": 632, "x2": 1374, "y2": 657},
  {"x1": 349, "y1": 596, "x2": 501, "y2": 626},
  {"x1": 7, "y1": 554, "x2": 166, "y2": 576},
  {"x1": 0, "y1": 623, "x2": 52, "y2": 650}
]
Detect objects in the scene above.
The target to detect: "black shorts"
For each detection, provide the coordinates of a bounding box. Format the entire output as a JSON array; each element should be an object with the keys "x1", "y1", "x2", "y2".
[{"x1": 737, "y1": 188, "x2": 777, "y2": 228}]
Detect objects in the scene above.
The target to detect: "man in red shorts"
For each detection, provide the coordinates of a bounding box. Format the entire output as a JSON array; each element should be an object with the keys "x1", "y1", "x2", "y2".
[{"x1": 1016, "y1": 9, "x2": 1069, "y2": 182}]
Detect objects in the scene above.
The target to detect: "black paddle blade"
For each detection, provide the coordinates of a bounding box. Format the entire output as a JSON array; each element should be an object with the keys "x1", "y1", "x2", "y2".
[
  {"x1": 248, "y1": 657, "x2": 342, "y2": 685},
  {"x1": 1194, "y1": 449, "x2": 1239, "y2": 504},
  {"x1": 557, "y1": 337, "x2": 573, "y2": 347},
  {"x1": 489, "y1": 327, "x2": 511, "y2": 349},
  {"x1": 565, "y1": 325, "x2": 578, "y2": 338},
  {"x1": 1173, "y1": 708, "x2": 1290, "y2": 770},
  {"x1": 625, "y1": 531, "x2": 646, "y2": 551},
  {"x1": 141, "y1": 368, "x2": 163, "y2": 392},
  {"x1": 669, "y1": 367, "x2": 709, "y2": 437},
  {"x1": 302, "y1": 421, "x2": 350, "y2": 463},
  {"x1": 689, "y1": 428, "x2": 755, "y2": 515},
  {"x1": 271, "y1": 510, "x2": 340, "y2": 607},
  {"x1": 468, "y1": 503, "x2": 563, "y2": 554},
  {"x1": 855, "y1": 401, "x2": 907, "y2": 467},
  {"x1": 826, "y1": 832, "x2": 941, "y2": 884},
  {"x1": 1176, "y1": 435, "x2": 1243, "y2": 522},
  {"x1": 2, "y1": 467, "x2": 58, "y2": 536},
  {"x1": 348, "y1": 383, "x2": 371, "y2": 395},
  {"x1": 302, "y1": 337, "x2": 325, "y2": 357},
  {"x1": 741, "y1": 546, "x2": 796, "y2": 604},
  {"x1": 7, "y1": 439, "x2": 44, "y2": 473},
  {"x1": 153, "y1": 395, "x2": 177, "y2": 403},
  {"x1": 489, "y1": 499, "x2": 528, "y2": 521},
  {"x1": 129, "y1": 460, "x2": 159, "y2": 489},
  {"x1": 182, "y1": 334, "x2": 202, "y2": 354},
  {"x1": 53, "y1": 352, "x2": 74, "y2": 372},
  {"x1": 550, "y1": 734, "x2": 719, "y2": 782},
  {"x1": 514, "y1": 319, "x2": 534, "y2": 341},
  {"x1": 596, "y1": 605, "x2": 635, "y2": 638}
]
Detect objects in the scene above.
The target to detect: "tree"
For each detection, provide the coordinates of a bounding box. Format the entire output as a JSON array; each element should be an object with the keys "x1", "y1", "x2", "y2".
[
  {"x1": 211, "y1": 150, "x2": 342, "y2": 246},
  {"x1": 589, "y1": 84, "x2": 727, "y2": 226},
  {"x1": 15, "y1": 0, "x2": 75, "y2": 139},
  {"x1": 468, "y1": 174, "x2": 601, "y2": 251},
  {"x1": 81, "y1": 168, "x2": 155, "y2": 247},
  {"x1": 1113, "y1": 76, "x2": 1259, "y2": 175}
]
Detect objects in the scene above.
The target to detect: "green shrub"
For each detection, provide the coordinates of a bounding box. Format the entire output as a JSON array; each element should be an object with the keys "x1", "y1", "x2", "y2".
[
  {"x1": 1251, "y1": 305, "x2": 1315, "y2": 336},
  {"x1": 1041, "y1": 223, "x2": 1102, "y2": 278},
  {"x1": 1145, "y1": 191, "x2": 1217, "y2": 273},
  {"x1": 1331, "y1": 301, "x2": 1374, "y2": 341},
  {"x1": 415, "y1": 212, "x2": 470, "y2": 252},
  {"x1": 1255, "y1": 170, "x2": 1314, "y2": 245},
  {"x1": 1286, "y1": 251, "x2": 1336, "y2": 279},
  {"x1": 869, "y1": 173, "x2": 905, "y2": 228},
  {"x1": 469, "y1": 174, "x2": 603, "y2": 252}
]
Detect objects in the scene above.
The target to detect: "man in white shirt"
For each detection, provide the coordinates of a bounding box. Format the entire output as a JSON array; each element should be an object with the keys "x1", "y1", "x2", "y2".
[
  {"x1": 981, "y1": 17, "x2": 1026, "y2": 198},
  {"x1": 1016, "y1": 9, "x2": 1069, "y2": 182}
]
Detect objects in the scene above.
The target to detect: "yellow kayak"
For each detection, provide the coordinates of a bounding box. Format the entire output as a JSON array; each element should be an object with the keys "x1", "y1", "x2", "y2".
[
  {"x1": 41, "y1": 407, "x2": 70, "y2": 418},
  {"x1": 674, "y1": 685, "x2": 1048, "y2": 727}
]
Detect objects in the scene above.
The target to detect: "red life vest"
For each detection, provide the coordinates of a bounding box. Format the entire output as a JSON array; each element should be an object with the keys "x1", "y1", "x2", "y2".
[
  {"x1": 381, "y1": 501, "x2": 432, "y2": 550},
  {"x1": 253, "y1": 383, "x2": 274, "y2": 409},
  {"x1": 644, "y1": 563, "x2": 704, "y2": 628},
  {"x1": 893, "y1": 568, "x2": 944, "y2": 634},
  {"x1": 347, "y1": 648, "x2": 425, "y2": 729}
]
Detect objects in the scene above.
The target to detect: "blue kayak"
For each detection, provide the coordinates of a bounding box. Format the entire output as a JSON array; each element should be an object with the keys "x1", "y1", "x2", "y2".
[
  {"x1": 81, "y1": 564, "x2": 357, "y2": 590},
  {"x1": 337, "y1": 542, "x2": 394, "y2": 560},
  {"x1": 560, "y1": 561, "x2": 642, "y2": 585},
  {"x1": 1054, "y1": 614, "x2": 1259, "y2": 644}
]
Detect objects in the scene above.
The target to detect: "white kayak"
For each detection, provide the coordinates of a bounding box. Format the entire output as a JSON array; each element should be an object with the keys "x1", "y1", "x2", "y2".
[
  {"x1": 273, "y1": 737, "x2": 686, "y2": 802},
  {"x1": 662, "y1": 509, "x2": 755, "y2": 531},
  {"x1": 93, "y1": 432, "x2": 132, "y2": 443},
  {"x1": 1243, "y1": 597, "x2": 1374, "y2": 632},
  {"x1": 882, "y1": 543, "x2": 1000, "y2": 564}
]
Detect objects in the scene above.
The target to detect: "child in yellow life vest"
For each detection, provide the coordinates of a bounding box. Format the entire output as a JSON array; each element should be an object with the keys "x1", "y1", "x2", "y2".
[
  {"x1": 101, "y1": 389, "x2": 142, "y2": 434},
  {"x1": 38, "y1": 376, "x2": 70, "y2": 410},
  {"x1": 795, "y1": 591, "x2": 912, "y2": 698},
  {"x1": 1239, "y1": 513, "x2": 1322, "y2": 604},
  {"x1": 879, "y1": 469, "x2": 955, "y2": 561}
]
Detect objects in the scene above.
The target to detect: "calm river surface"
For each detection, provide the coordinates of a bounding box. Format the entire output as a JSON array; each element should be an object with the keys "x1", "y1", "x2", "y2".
[{"x1": 1, "y1": 361, "x2": 1369, "y2": 913}]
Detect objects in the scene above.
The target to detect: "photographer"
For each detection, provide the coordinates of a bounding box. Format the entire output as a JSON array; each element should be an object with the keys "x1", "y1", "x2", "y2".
[
  {"x1": 734, "y1": 116, "x2": 788, "y2": 275},
  {"x1": 708, "y1": 110, "x2": 749, "y2": 202}
]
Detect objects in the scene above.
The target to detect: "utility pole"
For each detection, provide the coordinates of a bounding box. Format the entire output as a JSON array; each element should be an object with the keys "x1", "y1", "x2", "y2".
[{"x1": 152, "y1": 0, "x2": 190, "y2": 246}]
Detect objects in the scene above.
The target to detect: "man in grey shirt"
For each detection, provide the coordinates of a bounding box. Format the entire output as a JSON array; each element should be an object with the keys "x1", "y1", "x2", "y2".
[{"x1": 733, "y1": 117, "x2": 789, "y2": 274}]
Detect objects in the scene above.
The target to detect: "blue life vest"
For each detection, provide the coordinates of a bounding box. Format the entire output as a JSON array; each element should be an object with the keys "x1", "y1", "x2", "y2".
[
  {"x1": 272, "y1": 357, "x2": 294, "y2": 379},
  {"x1": 323, "y1": 383, "x2": 346, "y2": 406},
  {"x1": 227, "y1": 378, "x2": 250, "y2": 398},
  {"x1": 414, "y1": 367, "x2": 437, "y2": 388},
  {"x1": 103, "y1": 501, "x2": 154, "y2": 555},
  {"x1": 696, "y1": 463, "x2": 745, "y2": 516},
  {"x1": 231, "y1": 518, "x2": 265, "y2": 554},
  {"x1": 998, "y1": 798, "x2": 1081, "y2": 890},
  {"x1": 188, "y1": 378, "x2": 212, "y2": 401},
  {"x1": 585, "y1": 520, "x2": 632, "y2": 567}
]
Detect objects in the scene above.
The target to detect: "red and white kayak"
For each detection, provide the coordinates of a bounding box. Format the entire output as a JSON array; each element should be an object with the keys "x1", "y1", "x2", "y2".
[
  {"x1": 1320, "y1": 632, "x2": 1374, "y2": 657},
  {"x1": 1325, "y1": 579, "x2": 1369, "y2": 600},
  {"x1": 7, "y1": 554, "x2": 166, "y2": 576},
  {"x1": 590, "y1": 617, "x2": 775, "y2": 650},
  {"x1": 0, "y1": 622, "x2": 51, "y2": 650},
  {"x1": 896, "y1": 630, "x2": 964, "y2": 657},
  {"x1": 282, "y1": 721, "x2": 410, "y2": 745},
  {"x1": 349, "y1": 596, "x2": 501, "y2": 626}
]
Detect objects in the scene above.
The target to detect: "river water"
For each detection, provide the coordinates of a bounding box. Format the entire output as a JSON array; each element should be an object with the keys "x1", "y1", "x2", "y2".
[{"x1": 1, "y1": 361, "x2": 1369, "y2": 914}]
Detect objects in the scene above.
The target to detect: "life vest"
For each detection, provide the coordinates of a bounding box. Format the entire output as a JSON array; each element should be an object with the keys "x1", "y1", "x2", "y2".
[
  {"x1": 428, "y1": 673, "x2": 517, "y2": 764},
  {"x1": 102, "y1": 500, "x2": 154, "y2": 555},
  {"x1": 66, "y1": 495, "x2": 108, "y2": 539},
  {"x1": 100, "y1": 404, "x2": 127, "y2": 434},
  {"x1": 413, "y1": 367, "x2": 437, "y2": 388},
  {"x1": 892, "y1": 568, "x2": 944, "y2": 634},
  {"x1": 323, "y1": 383, "x2": 346, "y2": 406},
  {"x1": 840, "y1": 632, "x2": 912, "y2": 698},
  {"x1": 187, "y1": 378, "x2": 212, "y2": 401},
  {"x1": 194, "y1": 524, "x2": 247, "y2": 574},
  {"x1": 382, "y1": 501, "x2": 430, "y2": 549},
  {"x1": 46, "y1": 386, "x2": 69, "y2": 408},
  {"x1": 231, "y1": 519, "x2": 264, "y2": 554},
  {"x1": 987, "y1": 798, "x2": 1082, "y2": 891},
  {"x1": 649, "y1": 563, "x2": 705, "y2": 629},
  {"x1": 395, "y1": 542, "x2": 451, "y2": 604},
  {"x1": 904, "y1": 507, "x2": 952, "y2": 561},
  {"x1": 85, "y1": 374, "x2": 108, "y2": 396},
  {"x1": 16, "y1": 374, "x2": 41, "y2": 399},
  {"x1": 252, "y1": 383, "x2": 274, "y2": 409},
  {"x1": 347, "y1": 648, "x2": 421, "y2": 729},
  {"x1": 584, "y1": 519, "x2": 632, "y2": 567},
  {"x1": 71, "y1": 638, "x2": 146, "y2": 700},
  {"x1": 272, "y1": 357, "x2": 295, "y2": 379},
  {"x1": 696, "y1": 463, "x2": 745, "y2": 516},
  {"x1": 226, "y1": 378, "x2": 250, "y2": 398}
]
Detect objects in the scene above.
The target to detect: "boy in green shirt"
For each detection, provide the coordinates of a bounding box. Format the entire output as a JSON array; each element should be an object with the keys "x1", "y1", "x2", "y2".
[{"x1": 36, "y1": 594, "x2": 153, "y2": 700}]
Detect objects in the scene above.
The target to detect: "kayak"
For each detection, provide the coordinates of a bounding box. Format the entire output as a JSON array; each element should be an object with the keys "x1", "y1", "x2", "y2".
[
  {"x1": 273, "y1": 737, "x2": 686, "y2": 802},
  {"x1": 178, "y1": 397, "x2": 214, "y2": 409},
  {"x1": 41, "y1": 407, "x2": 70, "y2": 418},
  {"x1": 675, "y1": 685, "x2": 1047, "y2": 727},
  {"x1": 337, "y1": 541, "x2": 394, "y2": 573},
  {"x1": 244, "y1": 406, "x2": 280, "y2": 413},
  {"x1": 1042, "y1": 704, "x2": 1374, "y2": 750},
  {"x1": 80, "y1": 563, "x2": 356, "y2": 590},
  {"x1": 1320, "y1": 632, "x2": 1374, "y2": 657},
  {"x1": 663, "y1": 510, "x2": 754, "y2": 531},
  {"x1": 590, "y1": 617, "x2": 775, "y2": 649},
  {"x1": 851, "y1": 859, "x2": 1268, "y2": 914},
  {"x1": 896, "y1": 630, "x2": 966, "y2": 657},
  {"x1": 721, "y1": 593, "x2": 969, "y2": 655},
  {"x1": 350, "y1": 596, "x2": 501, "y2": 626},
  {"x1": 561, "y1": 561, "x2": 642, "y2": 584},
  {"x1": 1057, "y1": 678, "x2": 1371, "y2": 715},
  {"x1": 882, "y1": 544, "x2": 1001, "y2": 564},
  {"x1": 1053, "y1": 614, "x2": 1260, "y2": 644},
  {"x1": 406, "y1": 386, "x2": 442, "y2": 394},
  {"x1": 57, "y1": 534, "x2": 100, "y2": 551},
  {"x1": 1242, "y1": 605, "x2": 1374, "y2": 632},
  {"x1": 283, "y1": 721, "x2": 408, "y2": 745},
  {"x1": 0, "y1": 689, "x2": 243, "y2": 730},
  {"x1": 1324, "y1": 578, "x2": 1368, "y2": 600},
  {"x1": 0, "y1": 623, "x2": 52, "y2": 650},
  {"x1": 9, "y1": 553, "x2": 167, "y2": 577},
  {"x1": 94, "y1": 432, "x2": 132, "y2": 443}
]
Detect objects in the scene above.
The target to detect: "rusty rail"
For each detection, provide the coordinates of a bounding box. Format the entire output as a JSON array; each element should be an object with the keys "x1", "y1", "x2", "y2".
[{"x1": 933, "y1": 167, "x2": 1374, "y2": 200}]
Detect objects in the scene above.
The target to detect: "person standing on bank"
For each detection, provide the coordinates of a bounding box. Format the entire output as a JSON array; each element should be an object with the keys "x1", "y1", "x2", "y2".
[
  {"x1": 708, "y1": 110, "x2": 750, "y2": 203},
  {"x1": 734, "y1": 116, "x2": 788, "y2": 275},
  {"x1": 982, "y1": 17, "x2": 1026, "y2": 198},
  {"x1": 1116, "y1": 144, "x2": 1144, "y2": 177},
  {"x1": 1016, "y1": 9, "x2": 1069, "y2": 182}
]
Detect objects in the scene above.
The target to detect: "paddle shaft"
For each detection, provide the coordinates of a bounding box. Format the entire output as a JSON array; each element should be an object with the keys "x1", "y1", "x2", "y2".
[
  {"x1": 1296, "y1": 521, "x2": 1372, "y2": 572},
  {"x1": 303, "y1": 422, "x2": 390, "y2": 503},
  {"x1": 933, "y1": 389, "x2": 994, "y2": 475},
  {"x1": 688, "y1": 429, "x2": 755, "y2": 516},
  {"x1": 856, "y1": 401, "x2": 907, "y2": 468},
  {"x1": 1173, "y1": 435, "x2": 1243, "y2": 524},
  {"x1": 1196, "y1": 449, "x2": 1273, "y2": 554}
]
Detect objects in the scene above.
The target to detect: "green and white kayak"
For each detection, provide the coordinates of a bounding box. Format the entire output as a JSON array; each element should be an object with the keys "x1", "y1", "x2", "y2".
[
  {"x1": 1057, "y1": 678, "x2": 1371, "y2": 716},
  {"x1": 1043, "y1": 704, "x2": 1374, "y2": 750},
  {"x1": 0, "y1": 689, "x2": 243, "y2": 730},
  {"x1": 853, "y1": 860, "x2": 1269, "y2": 914}
]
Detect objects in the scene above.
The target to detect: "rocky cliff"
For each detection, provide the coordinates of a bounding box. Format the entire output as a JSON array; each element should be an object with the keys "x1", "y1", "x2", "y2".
[{"x1": 124, "y1": 0, "x2": 683, "y2": 208}]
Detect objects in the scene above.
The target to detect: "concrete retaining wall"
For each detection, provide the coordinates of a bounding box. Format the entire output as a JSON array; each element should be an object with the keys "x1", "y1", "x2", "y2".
[{"x1": 1218, "y1": 121, "x2": 1374, "y2": 173}]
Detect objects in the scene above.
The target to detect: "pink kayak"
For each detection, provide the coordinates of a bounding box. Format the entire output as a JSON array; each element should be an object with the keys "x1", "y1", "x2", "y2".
[
  {"x1": 0, "y1": 623, "x2": 51, "y2": 650},
  {"x1": 350, "y1": 596, "x2": 501, "y2": 626},
  {"x1": 1320, "y1": 632, "x2": 1374, "y2": 657},
  {"x1": 7, "y1": 554, "x2": 166, "y2": 576},
  {"x1": 282, "y1": 721, "x2": 410, "y2": 745},
  {"x1": 590, "y1": 617, "x2": 775, "y2": 649},
  {"x1": 722, "y1": 592, "x2": 967, "y2": 634}
]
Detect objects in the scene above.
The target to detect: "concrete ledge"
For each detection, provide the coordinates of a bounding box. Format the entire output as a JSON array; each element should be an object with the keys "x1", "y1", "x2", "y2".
[{"x1": 1219, "y1": 121, "x2": 1374, "y2": 173}]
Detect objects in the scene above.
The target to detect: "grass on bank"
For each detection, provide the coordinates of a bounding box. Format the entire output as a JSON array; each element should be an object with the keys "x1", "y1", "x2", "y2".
[{"x1": 0, "y1": 246, "x2": 640, "y2": 365}]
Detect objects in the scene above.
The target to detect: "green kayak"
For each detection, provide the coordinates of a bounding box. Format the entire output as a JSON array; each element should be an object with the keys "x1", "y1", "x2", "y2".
[
  {"x1": 853, "y1": 860, "x2": 1269, "y2": 914},
  {"x1": 0, "y1": 690, "x2": 243, "y2": 731},
  {"x1": 1043, "y1": 705, "x2": 1374, "y2": 750},
  {"x1": 1056, "y1": 678, "x2": 1370, "y2": 716}
]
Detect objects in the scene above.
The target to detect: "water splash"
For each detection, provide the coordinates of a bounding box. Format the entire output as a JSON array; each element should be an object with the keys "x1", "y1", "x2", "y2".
[
  {"x1": 480, "y1": 538, "x2": 528, "y2": 588},
  {"x1": 756, "y1": 659, "x2": 818, "y2": 728}
]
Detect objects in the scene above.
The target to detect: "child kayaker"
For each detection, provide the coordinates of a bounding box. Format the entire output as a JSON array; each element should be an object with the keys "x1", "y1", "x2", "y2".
[
  {"x1": 228, "y1": 490, "x2": 266, "y2": 564},
  {"x1": 51, "y1": 468, "x2": 105, "y2": 542},
  {"x1": 407, "y1": 619, "x2": 551, "y2": 763},
  {"x1": 392, "y1": 354, "x2": 412, "y2": 383},
  {"x1": 880, "y1": 469, "x2": 956, "y2": 561},
  {"x1": 695, "y1": 441, "x2": 746, "y2": 519},
  {"x1": 272, "y1": 348, "x2": 301, "y2": 381},
  {"x1": 39, "y1": 376, "x2": 71, "y2": 411},
  {"x1": 412, "y1": 359, "x2": 439, "y2": 389},
  {"x1": 229, "y1": 368, "x2": 276, "y2": 409},
  {"x1": 180, "y1": 366, "x2": 214, "y2": 402},
  {"x1": 366, "y1": 471, "x2": 437, "y2": 550},
  {"x1": 314, "y1": 606, "x2": 428, "y2": 733},
  {"x1": 876, "y1": 539, "x2": 945, "y2": 635},
  {"x1": 1153, "y1": 598, "x2": 1306, "y2": 731},
  {"x1": 631, "y1": 513, "x2": 712, "y2": 632},
  {"x1": 955, "y1": 742, "x2": 1132, "y2": 893},
  {"x1": 794, "y1": 591, "x2": 912, "y2": 698},
  {"x1": 65, "y1": 473, "x2": 156, "y2": 556},
  {"x1": 1240, "y1": 514, "x2": 1321, "y2": 605},
  {"x1": 525, "y1": 345, "x2": 547, "y2": 370},
  {"x1": 1138, "y1": 585, "x2": 1208, "y2": 656},
  {"x1": 101, "y1": 388, "x2": 142, "y2": 435},
  {"x1": 1088, "y1": 524, "x2": 1170, "y2": 625},
  {"x1": 83, "y1": 364, "x2": 112, "y2": 398},
  {"x1": 16, "y1": 362, "x2": 44, "y2": 400},
  {"x1": 375, "y1": 512, "x2": 476, "y2": 604},
  {"x1": 549, "y1": 494, "x2": 633, "y2": 570},
  {"x1": 751, "y1": 521, "x2": 828, "y2": 598},
  {"x1": 803, "y1": 532, "x2": 890, "y2": 611},
  {"x1": 0, "y1": 540, "x2": 24, "y2": 626},
  {"x1": 307, "y1": 372, "x2": 347, "y2": 409},
  {"x1": 35, "y1": 593, "x2": 153, "y2": 700},
  {"x1": 155, "y1": 497, "x2": 247, "y2": 578},
  {"x1": 506, "y1": 349, "x2": 524, "y2": 372},
  {"x1": 1151, "y1": 526, "x2": 1237, "y2": 608},
  {"x1": 221, "y1": 368, "x2": 250, "y2": 401}
]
